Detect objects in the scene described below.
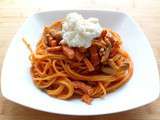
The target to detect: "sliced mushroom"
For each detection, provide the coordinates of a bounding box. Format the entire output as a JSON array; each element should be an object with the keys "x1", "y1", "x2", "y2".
[
  {"x1": 101, "y1": 66, "x2": 117, "y2": 75},
  {"x1": 119, "y1": 62, "x2": 129, "y2": 70}
]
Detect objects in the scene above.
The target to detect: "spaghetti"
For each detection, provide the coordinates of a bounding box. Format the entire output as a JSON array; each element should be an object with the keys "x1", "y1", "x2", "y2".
[{"x1": 23, "y1": 20, "x2": 133, "y2": 104}]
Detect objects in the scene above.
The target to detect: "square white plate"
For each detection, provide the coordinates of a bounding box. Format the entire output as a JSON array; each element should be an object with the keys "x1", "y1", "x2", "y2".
[{"x1": 1, "y1": 10, "x2": 159, "y2": 116}]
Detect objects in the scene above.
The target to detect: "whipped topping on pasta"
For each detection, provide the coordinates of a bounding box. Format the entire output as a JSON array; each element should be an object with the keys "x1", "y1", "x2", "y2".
[{"x1": 61, "y1": 12, "x2": 102, "y2": 48}]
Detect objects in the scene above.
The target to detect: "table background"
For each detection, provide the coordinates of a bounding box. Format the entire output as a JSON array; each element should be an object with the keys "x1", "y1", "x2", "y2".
[{"x1": 0, "y1": 0, "x2": 160, "y2": 120}]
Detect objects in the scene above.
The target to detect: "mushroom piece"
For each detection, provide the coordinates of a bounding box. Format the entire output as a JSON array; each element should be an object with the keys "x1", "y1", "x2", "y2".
[
  {"x1": 119, "y1": 62, "x2": 129, "y2": 70},
  {"x1": 101, "y1": 66, "x2": 117, "y2": 75}
]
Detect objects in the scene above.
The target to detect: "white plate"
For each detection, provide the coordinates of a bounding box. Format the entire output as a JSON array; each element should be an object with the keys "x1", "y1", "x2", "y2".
[{"x1": 1, "y1": 10, "x2": 160, "y2": 116}]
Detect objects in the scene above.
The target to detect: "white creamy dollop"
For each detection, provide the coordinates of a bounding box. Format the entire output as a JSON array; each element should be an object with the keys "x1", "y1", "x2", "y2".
[{"x1": 61, "y1": 12, "x2": 102, "y2": 48}]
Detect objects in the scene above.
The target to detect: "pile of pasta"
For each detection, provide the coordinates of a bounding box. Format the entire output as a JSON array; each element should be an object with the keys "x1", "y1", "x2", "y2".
[{"x1": 23, "y1": 20, "x2": 133, "y2": 104}]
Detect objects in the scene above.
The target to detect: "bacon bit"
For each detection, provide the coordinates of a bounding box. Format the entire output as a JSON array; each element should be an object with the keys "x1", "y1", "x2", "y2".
[
  {"x1": 74, "y1": 90, "x2": 83, "y2": 96},
  {"x1": 116, "y1": 59, "x2": 122, "y2": 66},
  {"x1": 114, "y1": 41, "x2": 121, "y2": 48},
  {"x1": 89, "y1": 46, "x2": 100, "y2": 66},
  {"x1": 109, "y1": 48, "x2": 118, "y2": 58},
  {"x1": 72, "y1": 81, "x2": 94, "y2": 95},
  {"x1": 62, "y1": 45, "x2": 75, "y2": 59},
  {"x1": 101, "y1": 29, "x2": 107, "y2": 38},
  {"x1": 104, "y1": 82, "x2": 110, "y2": 88},
  {"x1": 75, "y1": 49, "x2": 84, "y2": 62},
  {"x1": 79, "y1": 47, "x2": 87, "y2": 53},
  {"x1": 81, "y1": 94, "x2": 93, "y2": 104},
  {"x1": 83, "y1": 58, "x2": 95, "y2": 71},
  {"x1": 50, "y1": 40, "x2": 57, "y2": 47}
]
